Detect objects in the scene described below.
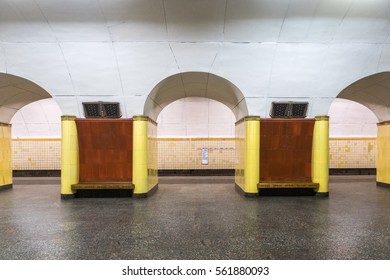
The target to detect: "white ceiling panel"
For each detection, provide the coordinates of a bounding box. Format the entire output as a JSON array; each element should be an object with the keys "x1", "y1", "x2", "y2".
[
  {"x1": 36, "y1": 0, "x2": 111, "y2": 42},
  {"x1": 100, "y1": 0, "x2": 167, "y2": 41},
  {"x1": 268, "y1": 43, "x2": 328, "y2": 97},
  {"x1": 278, "y1": 0, "x2": 320, "y2": 42},
  {"x1": 3, "y1": 43, "x2": 73, "y2": 95},
  {"x1": 0, "y1": 1, "x2": 55, "y2": 42},
  {"x1": 309, "y1": 97, "x2": 335, "y2": 117},
  {"x1": 212, "y1": 43, "x2": 277, "y2": 97},
  {"x1": 333, "y1": 0, "x2": 390, "y2": 43},
  {"x1": 164, "y1": 0, "x2": 225, "y2": 41},
  {"x1": 124, "y1": 95, "x2": 148, "y2": 118},
  {"x1": 169, "y1": 42, "x2": 220, "y2": 73},
  {"x1": 224, "y1": 0, "x2": 288, "y2": 42},
  {"x1": 306, "y1": 0, "x2": 351, "y2": 42},
  {"x1": 114, "y1": 42, "x2": 178, "y2": 95},
  {"x1": 378, "y1": 45, "x2": 390, "y2": 72},
  {"x1": 60, "y1": 42, "x2": 123, "y2": 95},
  {"x1": 244, "y1": 97, "x2": 269, "y2": 120},
  {"x1": 52, "y1": 95, "x2": 80, "y2": 117}
]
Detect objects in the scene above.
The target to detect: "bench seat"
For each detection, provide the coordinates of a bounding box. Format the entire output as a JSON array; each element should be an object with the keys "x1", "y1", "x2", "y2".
[
  {"x1": 258, "y1": 182, "x2": 319, "y2": 189},
  {"x1": 71, "y1": 182, "x2": 134, "y2": 190}
]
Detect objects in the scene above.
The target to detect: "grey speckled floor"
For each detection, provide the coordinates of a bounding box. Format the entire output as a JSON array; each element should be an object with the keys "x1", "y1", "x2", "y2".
[{"x1": 0, "y1": 176, "x2": 389, "y2": 260}]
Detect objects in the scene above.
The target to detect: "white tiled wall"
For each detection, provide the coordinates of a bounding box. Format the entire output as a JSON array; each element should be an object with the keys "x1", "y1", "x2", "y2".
[
  {"x1": 157, "y1": 97, "x2": 236, "y2": 137},
  {"x1": 329, "y1": 98, "x2": 378, "y2": 137},
  {"x1": 11, "y1": 98, "x2": 62, "y2": 138}
]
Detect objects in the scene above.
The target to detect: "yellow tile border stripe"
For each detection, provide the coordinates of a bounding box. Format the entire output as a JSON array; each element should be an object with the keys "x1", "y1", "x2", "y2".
[
  {"x1": 329, "y1": 137, "x2": 376, "y2": 140},
  {"x1": 12, "y1": 138, "x2": 61, "y2": 141},
  {"x1": 157, "y1": 137, "x2": 238, "y2": 141}
]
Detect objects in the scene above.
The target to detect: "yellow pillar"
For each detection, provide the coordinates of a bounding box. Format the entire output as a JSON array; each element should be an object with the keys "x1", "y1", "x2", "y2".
[
  {"x1": 61, "y1": 116, "x2": 79, "y2": 199},
  {"x1": 376, "y1": 121, "x2": 390, "y2": 187},
  {"x1": 132, "y1": 116, "x2": 149, "y2": 197},
  {"x1": 0, "y1": 123, "x2": 12, "y2": 191},
  {"x1": 244, "y1": 116, "x2": 260, "y2": 195},
  {"x1": 234, "y1": 116, "x2": 260, "y2": 196},
  {"x1": 312, "y1": 115, "x2": 329, "y2": 197}
]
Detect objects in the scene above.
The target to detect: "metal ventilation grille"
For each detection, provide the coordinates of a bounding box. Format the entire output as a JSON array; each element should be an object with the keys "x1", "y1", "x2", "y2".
[
  {"x1": 270, "y1": 103, "x2": 289, "y2": 118},
  {"x1": 270, "y1": 102, "x2": 308, "y2": 118},
  {"x1": 83, "y1": 103, "x2": 101, "y2": 118},
  {"x1": 83, "y1": 102, "x2": 122, "y2": 118},
  {"x1": 291, "y1": 102, "x2": 308, "y2": 118},
  {"x1": 103, "y1": 103, "x2": 121, "y2": 117}
]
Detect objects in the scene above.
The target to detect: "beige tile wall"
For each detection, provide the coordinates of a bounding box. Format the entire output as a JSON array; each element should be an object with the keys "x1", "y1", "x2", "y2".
[
  {"x1": 12, "y1": 139, "x2": 61, "y2": 170},
  {"x1": 11, "y1": 138, "x2": 377, "y2": 170},
  {"x1": 329, "y1": 138, "x2": 376, "y2": 168},
  {"x1": 158, "y1": 138, "x2": 236, "y2": 169}
]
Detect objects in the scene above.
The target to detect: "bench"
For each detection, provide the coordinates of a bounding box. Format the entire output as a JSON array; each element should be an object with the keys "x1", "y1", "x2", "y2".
[
  {"x1": 258, "y1": 181, "x2": 319, "y2": 196},
  {"x1": 71, "y1": 182, "x2": 135, "y2": 198},
  {"x1": 258, "y1": 182, "x2": 319, "y2": 189},
  {"x1": 71, "y1": 182, "x2": 134, "y2": 190}
]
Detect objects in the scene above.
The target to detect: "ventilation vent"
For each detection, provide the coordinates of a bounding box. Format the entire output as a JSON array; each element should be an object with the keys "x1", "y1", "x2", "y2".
[
  {"x1": 82, "y1": 102, "x2": 122, "y2": 118},
  {"x1": 270, "y1": 102, "x2": 308, "y2": 118}
]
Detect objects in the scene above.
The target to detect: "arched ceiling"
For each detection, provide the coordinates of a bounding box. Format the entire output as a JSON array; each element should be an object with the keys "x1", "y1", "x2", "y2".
[
  {"x1": 0, "y1": 0, "x2": 388, "y2": 44},
  {"x1": 337, "y1": 72, "x2": 390, "y2": 122},
  {"x1": 0, "y1": 1, "x2": 389, "y2": 119},
  {"x1": 144, "y1": 72, "x2": 248, "y2": 121},
  {"x1": 0, "y1": 73, "x2": 52, "y2": 123}
]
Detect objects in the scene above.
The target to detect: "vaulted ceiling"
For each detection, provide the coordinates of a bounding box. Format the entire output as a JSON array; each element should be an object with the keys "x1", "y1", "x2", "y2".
[
  {"x1": 0, "y1": 0, "x2": 389, "y2": 121},
  {"x1": 337, "y1": 72, "x2": 390, "y2": 122},
  {"x1": 0, "y1": 73, "x2": 51, "y2": 123},
  {"x1": 0, "y1": 0, "x2": 389, "y2": 44}
]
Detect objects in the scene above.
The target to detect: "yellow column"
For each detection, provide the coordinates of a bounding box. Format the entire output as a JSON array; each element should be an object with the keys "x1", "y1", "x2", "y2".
[
  {"x1": 0, "y1": 123, "x2": 12, "y2": 190},
  {"x1": 132, "y1": 116, "x2": 149, "y2": 197},
  {"x1": 244, "y1": 116, "x2": 260, "y2": 195},
  {"x1": 61, "y1": 116, "x2": 79, "y2": 199},
  {"x1": 312, "y1": 115, "x2": 329, "y2": 197},
  {"x1": 234, "y1": 119, "x2": 245, "y2": 192},
  {"x1": 147, "y1": 120, "x2": 158, "y2": 193},
  {"x1": 376, "y1": 121, "x2": 390, "y2": 186}
]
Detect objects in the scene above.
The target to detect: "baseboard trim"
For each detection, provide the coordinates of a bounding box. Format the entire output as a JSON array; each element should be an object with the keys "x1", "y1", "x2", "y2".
[
  {"x1": 13, "y1": 170, "x2": 61, "y2": 177},
  {"x1": 376, "y1": 181, "x2": 390, "y2": 188},
  {"x1": 159, "y1": 169, "x2": 234, "y2": 176},
  {"x1": 0, "y1": 184, "x2": 12, "y2": 191},
  {"x1": 234, "y1": 184, "x2": 259, "y2": 197},
  {"x1": 61, "y1": 193, "x2": 76, "y2": 200},
  {"x1": 133, "y1": 184, "x2": 159, "y2": 198},
  {"x1": 315, "y1": 192, "x2": 329, "y2": 197},
  {"x1": 329, "y1": 168, "x2": 376, "y2": 175}
]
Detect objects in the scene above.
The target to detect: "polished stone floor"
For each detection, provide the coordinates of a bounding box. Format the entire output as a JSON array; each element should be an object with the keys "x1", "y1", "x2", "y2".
[{"x1": 0, "y1": 176, "x2": 389, "y2": 260}]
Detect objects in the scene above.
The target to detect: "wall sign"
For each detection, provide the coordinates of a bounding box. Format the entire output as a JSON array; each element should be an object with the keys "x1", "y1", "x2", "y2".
[{"x1": 201, "y1": 148, "x2": 209, "y2": 165}]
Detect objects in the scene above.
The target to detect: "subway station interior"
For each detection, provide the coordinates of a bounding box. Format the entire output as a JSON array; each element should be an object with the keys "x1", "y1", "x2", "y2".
[{"x1": 0, "y1": 0, "x2": 390, "y2": 260}]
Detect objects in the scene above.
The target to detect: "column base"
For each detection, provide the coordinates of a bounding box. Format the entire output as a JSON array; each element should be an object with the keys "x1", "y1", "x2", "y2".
[
  {"x1": 0, "y1": 184, "x2": 12, "y2": 191},
  {"x1": 377, "y1": 181, "x2": 390, "y2": 188},
  {"x1": 315, "y1": 191, "x2": 329, "y2": 197},
  {"x1": 133, "y1": 184, "x2": 159, "y2": 198},
  {"x1": 234, "y1": 184, "x2": 259, "y2": 197},
  {"x1": 61, "y1": 194, "x2": 76, "y2": 200}
]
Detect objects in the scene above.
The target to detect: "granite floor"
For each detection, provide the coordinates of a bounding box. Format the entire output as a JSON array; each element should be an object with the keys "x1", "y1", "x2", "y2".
[{"x1": 0, "y1": 175, "x2": 389, "y2": 260}]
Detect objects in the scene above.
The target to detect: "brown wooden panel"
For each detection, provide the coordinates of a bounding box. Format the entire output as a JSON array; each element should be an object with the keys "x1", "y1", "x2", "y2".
[
  {"x1": 76, "y1": 118, "x2": 133, "y2": 182},
  {"x1": 260, "y1": 118, "x2": 315, "y2": 182}
]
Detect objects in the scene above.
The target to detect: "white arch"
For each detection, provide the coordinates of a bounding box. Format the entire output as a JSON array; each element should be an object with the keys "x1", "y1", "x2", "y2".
[
  {"x1": 143, "y1": 72, "x2": 249, "y2": 121},
  {"x1": 336, "y1": 72, "x2": 390, "y2": 122},
  {"x1": 0, "y1": 73, "x2": 52, "y2": 123}
]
